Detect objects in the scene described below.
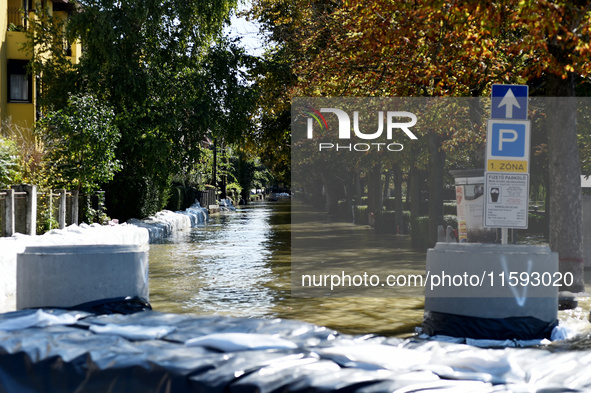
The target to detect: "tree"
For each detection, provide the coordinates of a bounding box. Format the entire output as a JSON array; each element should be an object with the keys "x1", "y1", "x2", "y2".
[
  {"x1": 28, "y1": 0, "x2": 260, "y2": 221},
  {"x1": 508, "y1": 1, "x2": 591, "y2": 291},
  {"x1": 255, "y1": 1, "x2": 591, "y2": 283},
  {"x1": 246, "y1": 49, "x2": 293, "y2": 185},
  {"x1": 68, "y1": 0, "x2": 241, "y2": 220},
  {"x1": 36, "y1": 94, "x2": 121, "y2": 192},
  {"x1": 24, "y1": 6, "x2": 80, "y2": 112},
  {"x1": 250, "y1": 1, "x2": 516, "y2": 245}
]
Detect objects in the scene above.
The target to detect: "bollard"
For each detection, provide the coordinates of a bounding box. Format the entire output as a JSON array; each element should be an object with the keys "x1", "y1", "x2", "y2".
[
  {"x1": 59, "y1": 189, "x2": 67, "y2": 229},
  {"x1": 2, "y1": 189, "x2": 15, "y2": 237},
  {"x1": 70, "y1": 190, "x2": 79, "y2": 225},
  {"x1": 11, "y1": 184, "x2": 36, "y2": 236},
  {"x1": 437, "y1": 225, "x2": 445, "y2": 242}
]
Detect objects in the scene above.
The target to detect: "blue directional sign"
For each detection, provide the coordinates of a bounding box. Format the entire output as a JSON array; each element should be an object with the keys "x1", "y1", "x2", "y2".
[{"x1": 491, "y1": 84, "x2": 528, "y2": 120}]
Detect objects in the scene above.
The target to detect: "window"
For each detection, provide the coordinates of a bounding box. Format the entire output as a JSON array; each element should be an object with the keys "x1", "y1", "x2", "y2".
[{"x1": 7, "y1": 60, "x2": 32, "y2": 103}]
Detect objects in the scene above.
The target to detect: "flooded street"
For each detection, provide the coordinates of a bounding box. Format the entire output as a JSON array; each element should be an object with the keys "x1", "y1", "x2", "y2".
[
  {"x1": 149, "y1": 200, "x2": 426, "y2": 336},
  {"x1": 149, "y1": 200, "x2": 591, "y2": 338},
  {"x1": 149, "y1": 201, "x2": 287, "y2": 319}
]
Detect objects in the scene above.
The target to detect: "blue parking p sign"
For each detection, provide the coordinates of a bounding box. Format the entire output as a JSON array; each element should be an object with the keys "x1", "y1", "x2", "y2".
[
  {"x1": 486, "y1": 119, "x2": 531, "y2": 173},
  {"x1": 491, "y1": 123, "x2": 526, "y2": 157}
]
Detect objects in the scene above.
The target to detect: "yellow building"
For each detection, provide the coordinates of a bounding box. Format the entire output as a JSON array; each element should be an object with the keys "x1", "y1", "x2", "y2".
[{"x1": 1, "y1": 0, "x2": 80, "y2": 140}]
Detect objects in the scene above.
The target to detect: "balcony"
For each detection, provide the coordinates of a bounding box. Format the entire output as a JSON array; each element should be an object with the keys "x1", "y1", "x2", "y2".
[
  {"x1": 6, "y1": 30, "x2": 29, "y2": 60},
  {"x1": 7, "y1": 7, "x2": 27, "y2": 31}
]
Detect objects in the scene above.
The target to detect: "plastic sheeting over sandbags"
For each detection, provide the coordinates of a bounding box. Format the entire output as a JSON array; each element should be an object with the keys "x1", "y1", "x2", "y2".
[
  {"x1": 0, "y1": 309, "x2": 591, "y2": 392},
  {"x1": 127, "y1": 201, "x2": 208, "y2": 243},
  {"x1": 0, "y1": 201, "x2": 209, "y2": 312},
  {"x1": 0, "y1": 224, "x2": 150, "y2": 312}
]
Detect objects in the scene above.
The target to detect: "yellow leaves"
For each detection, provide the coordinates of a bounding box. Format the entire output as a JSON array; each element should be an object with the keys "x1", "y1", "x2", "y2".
[{"x1": 259, "y1": 0, "x2": 591, "y2": 97}]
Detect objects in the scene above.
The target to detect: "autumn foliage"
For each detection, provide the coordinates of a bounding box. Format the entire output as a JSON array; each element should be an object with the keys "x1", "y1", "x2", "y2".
[{"x1": 252, "y1": 0, "x2": 590, "y2": 289}]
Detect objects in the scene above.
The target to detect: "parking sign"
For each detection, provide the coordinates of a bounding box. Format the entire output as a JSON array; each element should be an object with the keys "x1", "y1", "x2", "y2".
[
  {"x1": 486, "y1": 84, "x2": 530, "y2": 232},
  {"x1": 486, "y1": 119, "x2": 530, "y2": 173}
]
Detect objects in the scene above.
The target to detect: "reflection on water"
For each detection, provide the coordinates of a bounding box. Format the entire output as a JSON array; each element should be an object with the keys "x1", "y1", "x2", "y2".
[
  {"x1": 291, "y1": 201, "x2": 427, "y2": 299},
  {"x1": 149, "y1": 201, "x2": 425, "y2": 336},
  {"x1": 149, "y1": 200, "x2": 591, "y2": 338},
  {"x1": 149, "y1": 203, "x2": 280, "y2": 318}
]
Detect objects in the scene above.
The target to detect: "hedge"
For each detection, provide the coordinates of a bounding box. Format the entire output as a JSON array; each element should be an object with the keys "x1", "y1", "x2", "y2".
[{"x1": 353, "y1": 205, "x2": 369, "y2": 225}]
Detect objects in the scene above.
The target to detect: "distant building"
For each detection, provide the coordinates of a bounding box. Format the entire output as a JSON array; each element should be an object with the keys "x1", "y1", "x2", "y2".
[{"x1": 1, "y1": 0, "x2": 80, "y2": 140}]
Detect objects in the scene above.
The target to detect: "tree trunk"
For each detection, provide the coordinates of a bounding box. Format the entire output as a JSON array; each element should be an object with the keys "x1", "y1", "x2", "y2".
[
  {"x1": 428, "y1": 132, "x2": 445, "y2": 248},
  {"x1": 221, "y1": 146, "x2": 228, "y2": 200},
  {"x1": 393, "y1": 163, "x2": 403, "y2": 234},
  {"x1": 546, "y1": 73, "x2": 584, "y2": 292},
  {"x1": 367, "y1": 164, "x2": 383, "y2": 215},
  {"x1": 221, "y1": 175, "x2": 227, "y2": 200},
  {"x1": 309, "y1": 174, "x2": 324, "y2": 208},
  {"x1": 212, "y1": 138, "x2": 217, "y2": 190},
  {"x1": 543, "y1": 169, "x2": 550, "y2": 239},
  {"x1": 409, "y1": 146, "x2": 421, "y2": 220},
  {"x1": 321, "y1": 172, "x2": 342, "y2": 215},
  {"x1": 354, "y1": 170, "x2": 362, "y2": 205},
  {"x1": 238, "y1": 152, "x2": 249, "y2": 205},
  {"x1": 383, "y1": 169, "x2": 391, "y2": 199},
  {"x1": 342, "y1": 181, "x2": 353, "y2": 221}
]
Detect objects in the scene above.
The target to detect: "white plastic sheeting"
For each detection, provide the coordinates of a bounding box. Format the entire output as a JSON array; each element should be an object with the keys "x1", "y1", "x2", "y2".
[
  {"x1": 128, "y1": 202, "x2": 208, "y2": 242},
  {"x1": 177, "y1": 202, "x2": 210, "y2": 227},
  {"x1": 219, "y1": 198, "x2": 237, "y2": 212},
  {"x1": 185, "y1": 333, "x2": 299, "y2": 351},
  {"x1": 0, "y1": 309, "x2": 81, "y2": 331},
  {"x1": 0, "y1": 201, "x2": 209, "y2": 312}
]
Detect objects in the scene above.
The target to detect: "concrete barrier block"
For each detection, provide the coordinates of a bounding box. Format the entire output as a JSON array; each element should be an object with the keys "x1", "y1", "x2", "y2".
[
  {"x1": 425, "y1": 242, "x2": 558, "y2": 323},
  {"x1": 583, "y1": 196, "x2": 591, "y2": 268},
  {"x1": 17, "y1": 244, "x2": 148, "y2": 310}
]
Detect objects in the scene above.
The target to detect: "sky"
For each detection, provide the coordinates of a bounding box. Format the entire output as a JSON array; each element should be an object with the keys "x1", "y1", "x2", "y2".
[{"x1": 225, "y1": 1, "x2": 268, "y2": 57}]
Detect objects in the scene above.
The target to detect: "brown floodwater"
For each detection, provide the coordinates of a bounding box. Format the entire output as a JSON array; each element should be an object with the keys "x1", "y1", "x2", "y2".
[{"x1": 148, "y1": 200, "x2": 591, "y2": 338}]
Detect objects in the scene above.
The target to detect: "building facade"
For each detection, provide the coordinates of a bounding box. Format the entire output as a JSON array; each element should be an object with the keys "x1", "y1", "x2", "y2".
[{"x1": 1, "y1": 0, "x2": 80, "y2": 140}]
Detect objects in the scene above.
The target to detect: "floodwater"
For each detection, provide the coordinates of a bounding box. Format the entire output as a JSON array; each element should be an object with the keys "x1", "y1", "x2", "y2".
[{"x1": 148, "y1": 200, "x2": 591, "y2": 338}]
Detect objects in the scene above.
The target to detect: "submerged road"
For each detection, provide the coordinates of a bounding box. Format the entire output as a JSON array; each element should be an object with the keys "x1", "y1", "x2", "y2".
[{"x1": 149, "y1": 200, "x2": 426, "y2": 336}]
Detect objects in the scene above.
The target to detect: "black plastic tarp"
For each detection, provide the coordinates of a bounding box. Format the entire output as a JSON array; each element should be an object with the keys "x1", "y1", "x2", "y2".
[
  {"x1": 0, "y1": 308, "x2": 591, "y2": 392},
  {"x1": 422, "y1": 311, "x2": 558, "y2": 340}
]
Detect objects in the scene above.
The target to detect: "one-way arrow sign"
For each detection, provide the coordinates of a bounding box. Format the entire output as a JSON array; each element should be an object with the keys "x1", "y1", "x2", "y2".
[
  {"x1": 498, "y1": 88, "x2": 520, "y2": 118},
  {"x1": 491, "y1": 84, "x2": 528, "y2": 120}
]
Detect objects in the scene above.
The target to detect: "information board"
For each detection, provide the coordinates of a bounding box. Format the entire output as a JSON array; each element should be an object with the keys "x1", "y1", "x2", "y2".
[{"x1": 484, "y1": 172, "x2": 529, "y2": 229}]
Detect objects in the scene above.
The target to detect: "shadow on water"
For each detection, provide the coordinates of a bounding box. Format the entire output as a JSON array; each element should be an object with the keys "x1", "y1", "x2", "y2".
[{"x1": 149, "y1": 200, "x2": 426, "y2": 336}]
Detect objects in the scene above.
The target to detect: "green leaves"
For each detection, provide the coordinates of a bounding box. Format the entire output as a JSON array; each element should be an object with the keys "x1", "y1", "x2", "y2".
[
  {"x1": 36, "y1": 94, "x2": 121, "y2": 192},
  {"x1": 29, "y1": 0, "x2": 261, "y2": 219},
  {"x1": 0, "y1": 137, "x2": 21, "y2": 188}
]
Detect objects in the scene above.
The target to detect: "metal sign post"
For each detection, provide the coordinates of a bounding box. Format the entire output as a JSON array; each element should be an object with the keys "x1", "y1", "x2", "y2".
[{"x1": 485, "y1": 84, "x2": 531, "y2": 244}]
